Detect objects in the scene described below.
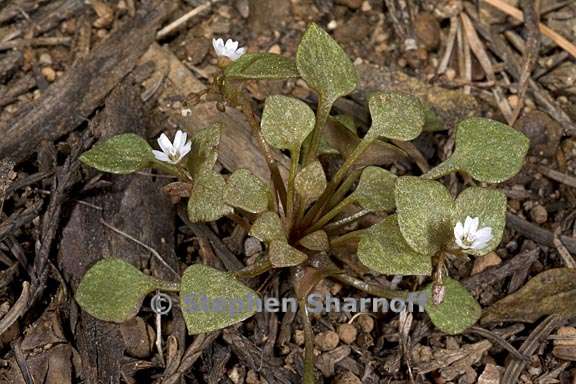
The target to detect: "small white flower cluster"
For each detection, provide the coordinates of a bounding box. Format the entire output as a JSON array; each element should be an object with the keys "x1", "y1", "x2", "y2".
[
  {"x1": 453, "y1": 216, "x2": 493, "y2": 251},
  {"x1": 212, "y1": 38, "x2": 246, "y2": 61},
  {"x1": 152, "y1": 130, "x2": 191, "y2": 164}
]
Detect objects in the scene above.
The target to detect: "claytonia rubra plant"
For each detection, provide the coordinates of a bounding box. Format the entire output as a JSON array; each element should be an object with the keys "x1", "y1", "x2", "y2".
[{"x1": 76, "y1": 25, "x2": 529, "y2": 383}]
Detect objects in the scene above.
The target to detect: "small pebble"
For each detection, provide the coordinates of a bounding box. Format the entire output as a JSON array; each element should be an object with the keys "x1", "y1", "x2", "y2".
[
  {"x1": 530, "y1": 204, "x2": 548, "y2": 224},
  {"x1": 41, "y1": 67, "x2": 56, "y2": 82},
  {"x1": 268, "y1": 44, "x2": 281, "y2": 54},
  {"x1": 337, "y1": 323, "x2": 358, "y2": 344},
  {"x1": 314, "y1": 330, "x2": 340, "y2": 351},
  {"x1": 38, "y1": 53, "x2": 53, "y2": 65},
  {"x1": 356, "y1": 315, "x2": 374, "y2": 333}
]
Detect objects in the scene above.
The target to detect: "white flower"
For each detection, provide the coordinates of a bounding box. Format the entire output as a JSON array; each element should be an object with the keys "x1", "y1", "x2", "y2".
[
  {"x1": 212, "y1": 38, "x2": 246, "y2": 61},
  {"x1": 152, "y1": 130, "x2": 192, "y2": 164},
  {"x1": 454, "y1": 216, "x2": 493, "y2": 251}
]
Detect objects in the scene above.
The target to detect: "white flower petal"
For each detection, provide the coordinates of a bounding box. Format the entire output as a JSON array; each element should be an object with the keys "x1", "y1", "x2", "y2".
[
  {"x1": 469, "y1": 217, "x2": 479, "y2": 234},
  {"x1": 225, "y1": 39, "x2": 239, "y2": 52},
  {"x1": 152, "y1": 150, "x2": 171, "y2": 163},
  {"x1": 454, "y1": 221, "x2": 464, "y2": 240},
  {"x1": 229, "y1": 47, "x2": 246, "y2": 61},
  {"x1": 157, "y1": 133, "x2": 173, "y2": 154},
  {"x1": 180, "y1": 141, "x2": 192, "y2": 158},
  {"x1": 475, "y1": 227, "x2": 493, "y2": 243},
  {"x1": 173, "y1": 130, "x2": 185, "y2": 151},
  {"x1": 212, "y1": 38, "x2": 225, "y2": 55}
]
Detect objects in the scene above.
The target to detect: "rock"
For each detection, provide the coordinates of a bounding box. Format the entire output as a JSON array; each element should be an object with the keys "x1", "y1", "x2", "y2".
[
  {"x1": 414, "y1": 13, "x2": 441, "y2": 50},
  {"x1": 38, "y1": 53, "x2": 53, "y2": 66},
  {"x1": 333, "y1": 371, "x2": 362, "y2": 384},
  {"x1": 515, "y1": 111, "x2": 562, "y2": 157},
  {"x1": 472, "y1": 252, "x2": 502, "y2": 275},
  {"x1": 41, "y1": 67, "x2": 56, "y2": 82},
  {"x1": 477, "y1": 363, "x2": 501, "y2": 384},
  {"x1": 530, "y1": 204, "x2": 548, "y2": 224},
  {"x1": 184, "y1": 38, "x2": 210, "y2": 65},
  {"x1": 315, "y1": 331, "x2": 340, "y2": 351},
  {"x1": 337, "y1": 323, "x2": 358, "y2": 344},
  {"x1": 356, "y1": 314, "x2": 374, "y2": 333},
  {"x1": 333, "y1": 14, "x2": 371, "y2": 44}
]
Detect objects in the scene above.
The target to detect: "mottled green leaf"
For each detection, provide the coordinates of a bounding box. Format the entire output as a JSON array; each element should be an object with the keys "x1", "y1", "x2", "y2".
[
  {"x1": 331, "y1": 114, "x2": 357, "y2": 134},
  {"x1": 261, "y1": 95, "x2": 315, "y2": 151},
  {"x1": 366, "y1": 92, "x2": 425, "y2": 141},
  {"x1": 395, "y1": 176, "x2": 454, "y2": 256},
  {"x1": 454, "y1": 188, "x2": 506, "y2": 256},
  {"x1": 296, "y1": 23, "x2": 358, "y2": 104},
  {"x1": 187, "y1": 169, "x2": 233, "y2": 223},
  {"x1": 295, "y1": 161, "x2": 326, "y2": 206},
  {"x1": 269, "y1": 240, "x2": 308, "y2": 267},
  {"x1": 351, "y1": 166, "x2": 397, "y2": 212},
  {"x1": 482, "y1": 268, "x2": 576, "y2": 323},
  {"x1": 224, "y1": 169, "x2": 270, "y2": 214},
  {"x1": 358, "y1": 216, "x2": 432, "y2": 276},
  {"x1": 76, "y1": 258, "x2": 169, "y2": 323},
  {"x1": 250, "y1": 211, "x2": 286, "y2": 243},
  {"x1": 224, "y1": 53, "x2": 299, "y2": 80},
  {"x1": 298, "y1": 230, "x2": 329, "y2": 251},
  {"x1": 187, "y1": 125, "x2": 222, "y2": 178},
  {"x1": 424, "y1": 278, "x2": 481, "y2": 334},
  {"x1": 180, "y1": 264, "x2": 258, "y2": 334},
  {"x1": 80, "y1": 133, "x2": 153, "y2": 174},
  {"x1": 424, "y1": 118, "x2": 529, "y2": 183}
]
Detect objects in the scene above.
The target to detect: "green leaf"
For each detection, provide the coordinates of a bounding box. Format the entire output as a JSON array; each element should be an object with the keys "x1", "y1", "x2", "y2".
[
  {"x1": 482, "y1": 268, "x2": 576, "y2": 323},
  {"x1": 187, "y1": 169, "x2": 233, "y2": 223},
  {"x1": 358, "y1": 216, "x2": 432, "y2": 276},
  {"x1": 295, "y1": 161, "x2": 327, "y2": 207},
  {"x1": 76, "y1": 258, "x2": 168, "y2": 322},
  {"x1": 269, "y1": 240, "x2": 308, "y2": 267},
  {"x1": 350, "y1": 166, "x2": 397, "y2": 212},
  {"x1": 454, "y1": 188, "x2": 506, "y2": 256},
  {"x1": 395, "y1": 176, "x2": 454, "y2": 256},
  {"x1": 250, "y1": 211, "x2": 286, "y2": 243},
  {"x1": 261, "y1": 95, "x2": 315, "y2": 151},
  {"x1": 424, "y1": 118, "x2": 529, "y2": 183},
  {"x1": 298, "y1": 230, "x2": 329, "y2": 251},
  {"x1": 180, "y1": 264, "x2": 258, "y2": 334},
  {"x1": 224, "y1": 53, "x2": 299, "y2": 80},
  {"x1": 187, "y1": 125, "x2": 222, "y2": 178},
  {"x1": 224, "y1": 169, "x2": 270, "y2": 214},
  {"x1": 366, "y1": 92, "x2": 425, "y2": 141},
  {"x1": 80, "y1": 133, "x2": 153, "y2": 174},
  {"x1": 424, "y1": 278, "x2": 481, "y2": 334},
  {"x1": 296, "y1": 22, "x2": 358, "y2": 104}
]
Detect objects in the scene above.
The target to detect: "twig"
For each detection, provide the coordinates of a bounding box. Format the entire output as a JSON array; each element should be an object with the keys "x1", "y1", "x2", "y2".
[
  {"x1": 0, "y1": 282, "x2": 30, "y2": 336},
  {"x1": 537, "y1": 165, "x2": 576, "y2": 189},
  {"x1": 506, "y1": 213, "x2": 576, "y2": 254},
  {"x1": 437, "y1": 16, "x2": 459, "y2": 75},
  {"x1": 156, "y1": 1, "x2": 217, "y2": 39},
  {"x1": 553, "y1": 228, "x2": 576, "y2": 269},
  {"x1": 11, "y1": 339, "x2": 33, "y2": 384},
  {"x1": 467, "y1": 326, "x2": 528, "y2": 362}
]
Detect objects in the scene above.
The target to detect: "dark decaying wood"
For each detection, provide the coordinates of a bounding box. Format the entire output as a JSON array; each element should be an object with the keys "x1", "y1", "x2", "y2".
[
  {"x1": 0, "y1": 0, "x2": 175, "y2": 163},
  {"x1": 57, "y1": 82, "x2": 179, "y2": 384}
]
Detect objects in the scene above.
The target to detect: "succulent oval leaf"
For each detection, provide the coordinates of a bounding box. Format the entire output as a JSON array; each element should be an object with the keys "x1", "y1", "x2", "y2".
[
  {"x1": 424, "y1": 278, "x2": 481, "y2": 335},
  {"x1": 180, "y1": 264, "x2": 258, "y2": 334},
  {"x1": 187, "y1": 169, "x2": 233, "y2": 223},
  {"x1": 261, "y1": 95, "x2": 316, "y2": 151},
  {"x1": 395, "y1": 176, "x2": 454, "y2": 256},
  {"x1": 295, "y1": 161, "x2": 327, "y2": 206},
  {"x1": 249, "y1": 211, "x2": 286, "y2": 243},
  {"x1": 358, "y1": 216, "x2": 432, "y2": 276},
  {"x1": 298, "y1": 230, "x2": 329, "y2": 251},
  {"x1": 224, "y1": 53, "x2": 299, "y2": 80},
  {"x1": 268, "y1": 240, "x2": 308, "y2": 267},
  {"x1": 224, "y1": 169, "x2": 270, "y2": 214},
  {"x1": 366, "y1": 92, "x2": 425, "y2": 141},
  {"x1": 351, "y1": 166, "x2": 397, "y2": 212},
  {"x1": 76, "y1": 258, "x2": 166, "y2": 323},
  {"x1": 454, "y1": 187, "x2": 507, "y2": 256},
  {"x1": 424, "y1": 118, "x2": 529, "y2": 183},
  {"x1": 296, "y1": 22, "x2": 358, "y2": 104},
  {"x1": 80, "y1": 133, "x2": 153, "y2": 174},
  {"x1": 187, "y1": 124, "x2": 222, "y2": 178}
]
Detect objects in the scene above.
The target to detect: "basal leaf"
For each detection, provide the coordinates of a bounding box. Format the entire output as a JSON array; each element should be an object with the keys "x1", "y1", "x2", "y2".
[
  {"x1": 269, "y1": 240, "x2": 308, "y2": 267},
  {"x1": 298, "y1": 230, "x2": 329, "y2": 251},
  {"x1": 261, "y1": 95, "x2": 315, "y2": 151},
  {"x1": 224, "y1": 169, "x2": 270, "y2": 214},
  {"x1": 454, "y1": 187, "x2": 506, "y2": 256},
  {"x1": 80, "y1": 133, "x2": 153, "y2": 174},
  {"x1": 295, "y1": 161, "x2": 327, "y2": 207},
  {"x1": 296, "y1": 23, "x2": 358, "y2": 104},
  {"x1": 482, "y1": 268, "x2": 576, "y2": 324},
  {"x1": 187, "y1": 125, "x2": 222, "y2": 178},
  {"x1": 424, "y1": 118, "x2": 529, "y2": 183},
  {"x1": 395, "y1": 176, "x2": 454, "y2": 256},
  {"x1": 224, "y1": 53, "x2": 299, "y2": 80},
  {"x1": 180, "y1": 264, "x2": 258, "y2": 334},
  {"x1": 424, "y1": 277, "x2": 481, "y2": 334},
  {"x1": 250, "y1": 211, "x2": 286, "y2": 243},
  {"x1": 358, "y1": 216, "x2": 432, "y2": 276},
  {"x1": 351, "y1": 166, "x2": 397, "y2": 212},
  {"x1": 187, "y1": 169, "x2": 233, "y2": 222},
  {"x1": 76, "y1": 258, "x2": 167, "y2": 322},
  {"x1": 366, "y1": 92, "x2": 425, "y2": 141}
]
